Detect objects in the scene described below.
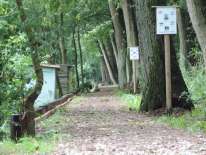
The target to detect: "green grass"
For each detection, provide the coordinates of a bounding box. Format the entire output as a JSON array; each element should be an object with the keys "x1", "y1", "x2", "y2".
[
  {"x1": 0, "y1": 137, "x2": 53, "y2": 155},
  {"x1": 157, "y1": 104, "x2": 206, "y2": 133},
  {"x1": 116, "y1": 90, "x2": 141, "y2": 111},
  {"x1": 0, "y1": 108, "x2": 71, "y2": 155}
]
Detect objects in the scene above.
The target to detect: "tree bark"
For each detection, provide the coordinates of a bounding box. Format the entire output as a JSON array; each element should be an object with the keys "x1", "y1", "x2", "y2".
[
  {"x1": 135, "y1": 0, "x2": 194, "y2": 112},
  {"x1": 59, "y1": 12, "x2": 67, "y2": 64},
  {"x1": 177, "y1": 8, "x2": 189, "y2": 69},
  {"x1": 108, "y1": 0, "x2": 127, "y2": 88},
  {"x1": 98, "y1": 40, "x2": 117, "y2": 85},
  {"x1": 16, "y1": 0, "x2": 43, "y2": 136},
  {"x1": 186, "y1": 0, "x2": 206, "y2": 69},
  {"x1": 77, "y1": 26, "x2": 84, "y2": 85},
  {"x1": 100, "y1": 56, "x2": 106, "y2": 83},
  {"x1": 72, "y1": 28, "x2": 80, "y2": 89},
  {"x1": 104, "y1": 39, "x2": 118, "y2": 82},
  {"x1": 110, "y1": 33, "x2": 118, "y2": 65},
  {"x1": 121, "y1": 0, "x2": 139, "y2": 90}
]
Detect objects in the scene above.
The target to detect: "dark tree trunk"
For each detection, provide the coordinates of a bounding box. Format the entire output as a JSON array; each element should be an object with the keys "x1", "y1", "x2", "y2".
[
  {"x1": 104, "y1": 39, "x2": 118, "y2": 82},
  {"x1": 72, "y1": 28, "x2": 80, "y2": 89},
  {"x1": 135, "y1": 0, "x2": 194, "y2": 112},
  {"x1": 16, "y1": 0, "x2": 43, "y2": 136},
  {"x1": 110, "y1": 33, "x2": 118, "y2": 65},
  {"x1": 100, "y1": 56, "x2": 106, "y2": 83},
  {"x1": 77, "y1": 26, "x2": 84, "y2": 85},
  {"x1": 59, "y1": 12, "x2": 67, "y2": 64},
  {"x1": 98, "y1": 40, "x2": 117, "y2": 85}
]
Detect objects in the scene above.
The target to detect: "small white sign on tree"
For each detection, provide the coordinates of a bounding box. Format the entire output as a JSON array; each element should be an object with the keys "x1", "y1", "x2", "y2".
[
  {"x1": 156, "y1": 7, "x2": 177, "y2": 35},
  {"x1": 130, "y1": 47, "x2": 139, "y2": 60}
]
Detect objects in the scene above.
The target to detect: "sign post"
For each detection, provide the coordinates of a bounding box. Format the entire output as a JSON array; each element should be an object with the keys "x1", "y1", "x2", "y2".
[
  {"x1": 155, "y1": 6, "x2": 177, "y2": 112},
  {"x1": 129, "y1": 47, "x2": 140, "y2": 94}
]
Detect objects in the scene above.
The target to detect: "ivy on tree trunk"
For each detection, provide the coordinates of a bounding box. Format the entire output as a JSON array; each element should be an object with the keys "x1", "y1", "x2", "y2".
[{"x1": 16, "y1": 0, "x2": 43, "y2": 136}]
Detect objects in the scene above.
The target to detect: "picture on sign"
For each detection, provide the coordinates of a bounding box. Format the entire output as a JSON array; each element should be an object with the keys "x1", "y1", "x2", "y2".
[
  {"x1": 156, "y1": 7, "x2": 177, "y2": 35},
  {"x1": 130, "y1": 47, "x2": 139, "y2": 60}
]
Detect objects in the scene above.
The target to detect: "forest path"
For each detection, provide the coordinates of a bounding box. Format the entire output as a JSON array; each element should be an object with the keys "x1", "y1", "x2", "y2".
[{"x1": 50, "y1": 86, "x2": 206, "y2": 155}]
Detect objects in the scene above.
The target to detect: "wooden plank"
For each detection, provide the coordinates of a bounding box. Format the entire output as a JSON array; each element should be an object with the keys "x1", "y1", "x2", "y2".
[{"x1": 164, "y1": 34, "x2": 172, "y2": 112}]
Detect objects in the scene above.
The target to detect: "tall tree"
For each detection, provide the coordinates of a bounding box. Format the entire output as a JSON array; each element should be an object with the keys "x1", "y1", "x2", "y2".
[
  {"x1": 186, "y1": 0, "x2": 206, "y2": 70},
  {"x1": 135, "y1": 0, "x2": 194, "y2": 111},
  {"x1": 59, "y1": 12, "x2": 67, "y2": 64},
  {"x1": 121, "y1": 0, "x2": 139, "y2": 90},
  {"x1": 98, "y1": 40, "x2": 117, "y2": 85},
  {"x1": 16, "y1": 0, "x2": 43, "y2": 136},
  {"x1": 77, "y1": 25, "x2": 84, "y2": 85},
  {"x1": 177, "y1": 8, "x2": 189, "y2": 68},
  {"x1": 108, "y1": 0, "x2": 127, "y2": 88},
  {"x1": 72, "y1": 28, "x2": 80, "y2": 88},
  {"x1": 110, "y1": 33, "x2": 118, "y2": 65}
]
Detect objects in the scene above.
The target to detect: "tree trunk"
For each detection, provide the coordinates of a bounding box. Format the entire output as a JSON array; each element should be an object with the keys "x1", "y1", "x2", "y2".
[
  {"x1": 59, "y1": 12, "x2": 67, "y2": 64},
  {"x1": 72, "y1": 28, "x2": 80, "y2": 89},
  {"x1": 135, "y1": 0, "x2": 194, "y2": 112},
  {"x1": 122, "y1": 0, "x2": 138, "y2": 47},
  {"x1": 110, "y1": 33, "x2": 118, "y2": 65},
  {"x1": 77, "y1": 26, "x2": 84, "y2": 85},
  {"x1": 186, "y1": 0, "x2": 206, "y2": 69},
  {"x1": 126, "y1": 53, "x2": 132, "y2": 84},
  {"x1": 104, "y1": 39, "x2": 118, "y2": 82},
  {"x1": 98, "y1": 40, "x2": 117, "y2": 85},
  {"x1": 16, "y1": 0, "x2": 43, "y2": 136},
  {"x1": 100, "y1": 56, "x2": 106, "y2": 83},
  {"x1": 108, "y1": 0, "x2": 127, "y2": 88},
  {"x1": 122, "y1": 0, "x2": 139, "y2": 89},
  {"x1": 177, "y1": 8, "x2": 189, "y2": 69}
]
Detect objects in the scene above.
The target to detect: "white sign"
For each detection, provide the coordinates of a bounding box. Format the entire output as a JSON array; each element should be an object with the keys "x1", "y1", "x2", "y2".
[
  {"x1": 130, "y1": 47, "x2": 139, "y2": 60},
  {"x1": 156, "y1": 7, "x2": 177, "y2": 35}
]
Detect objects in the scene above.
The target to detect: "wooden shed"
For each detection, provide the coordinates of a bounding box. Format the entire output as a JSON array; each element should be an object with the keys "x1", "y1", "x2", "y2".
[
  {"x1": 57, "y1": 64, "x2": 74, "y2": 95},
  {"x1": 34, "y1": 64, "x2": 74, "y2": 110}
]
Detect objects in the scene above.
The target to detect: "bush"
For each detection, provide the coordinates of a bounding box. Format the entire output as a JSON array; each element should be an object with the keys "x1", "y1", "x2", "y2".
[
  {"x1": 183, "y1": 66, "x2": 206, "y2": 102},
  {"x1": 116, "y1": 90, "x2": 141, "y2": 111}
]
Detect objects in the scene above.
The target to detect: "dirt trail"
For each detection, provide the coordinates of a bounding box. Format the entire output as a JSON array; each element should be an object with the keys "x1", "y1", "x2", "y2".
[{"x1": 52, "y1": 87, "x2": 206, "y2": 155}]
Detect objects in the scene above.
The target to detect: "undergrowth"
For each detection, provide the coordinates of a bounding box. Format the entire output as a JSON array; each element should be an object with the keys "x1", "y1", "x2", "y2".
[
  {"x1": 0, "y1": 108, "x2": 70, "y2": 155},
  {"x1": 157, "y1": 65, "x2": 206, "y2": 134},
  {"x1": 0, "y1": 137, "x2": 53, "y2": 155},
  {"x1": 116, "y1": 90, "x2": 141, "y2": 111},
  {"x1": 157, "y1": 104, "x2": 206, "y2": 133}
]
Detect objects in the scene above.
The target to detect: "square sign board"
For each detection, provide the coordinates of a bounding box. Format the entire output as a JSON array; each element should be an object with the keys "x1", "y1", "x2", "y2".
[
  {"x1": 156, "y1": 7, "x2": 177, "y2": 35},
  {"x1": 130, "y1": 47, "x2": 139, "y2": 60}
]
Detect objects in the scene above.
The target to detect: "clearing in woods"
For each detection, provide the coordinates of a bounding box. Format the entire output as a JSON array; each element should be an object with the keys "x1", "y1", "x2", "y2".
[{"x1": 37, "y1": 86, "x2": 206, "y2": 155}]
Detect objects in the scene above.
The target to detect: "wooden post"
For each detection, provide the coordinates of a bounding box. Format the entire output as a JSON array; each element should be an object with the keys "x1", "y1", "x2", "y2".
[
  {"x1": 10, "y1": 114, "x2": 22, "y2": 142},
  {"x1": 164, "y1": 35, "x2": 172, "y2": 112},
  {"x1": 133, "y1": 60, "x2": 137, "y2": 93}
]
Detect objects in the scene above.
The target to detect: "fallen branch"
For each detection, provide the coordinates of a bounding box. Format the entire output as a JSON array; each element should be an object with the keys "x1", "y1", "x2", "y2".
[{"x1": 35, "y1": 98, "x2": 73, "y2": 123}]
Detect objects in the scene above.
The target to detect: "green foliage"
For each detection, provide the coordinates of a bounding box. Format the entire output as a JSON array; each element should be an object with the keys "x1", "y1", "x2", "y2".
[
  {"x1": 0, "y1": 137, "x2": 53, "y2": 154},
  {"x1": 185, "y1": 68, "x2": 206, "y2": 102},
  {"x1": 85, "y1": 21, "x2": 113, "y2": 40},
  {"x1": 116, "y1": 90, "x2": 141, "y2": 111},
  {"x1": 157, "y1": 104, "x2": 206, "y2": 133},
  {"x1": 0, "y1": 108, "x2": 72, "y2": 154}
]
